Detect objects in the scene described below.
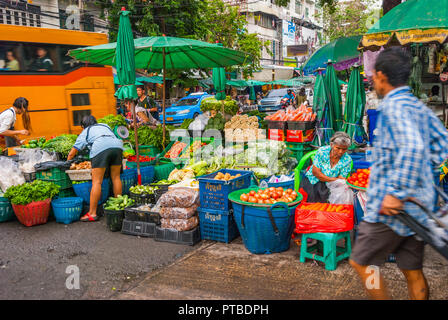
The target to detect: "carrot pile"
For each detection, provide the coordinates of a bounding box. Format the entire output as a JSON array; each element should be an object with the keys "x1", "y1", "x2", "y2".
[{"x1": 265, "y1": 104, "x2": 316, "y2": 122}]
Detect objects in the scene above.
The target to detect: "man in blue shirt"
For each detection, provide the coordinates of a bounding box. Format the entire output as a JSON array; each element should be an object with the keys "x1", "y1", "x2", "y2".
[{"x1": 350, "y1": 48, "x2": 448, "y2": 300}]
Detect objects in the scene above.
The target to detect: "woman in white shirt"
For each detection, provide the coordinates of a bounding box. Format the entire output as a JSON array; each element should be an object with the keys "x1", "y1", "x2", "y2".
[{"x1": 0, "y1": 97, "x2": 31, "y2": 148}]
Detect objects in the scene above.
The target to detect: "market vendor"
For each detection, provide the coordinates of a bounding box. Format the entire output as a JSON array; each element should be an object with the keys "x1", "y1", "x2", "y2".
[
  {"x1": 67, "y1": 115, "x2": 124, "y2": 222},
  {"x1": 136, "y1": 86, "x2": 160, "y2": 120},
  {"x1": 124, "y1": 99, "x2": 159, "y2": 129},
  {"x1": 299, "y1": 131, "x2": 352, "y2": 203},
  {"x1": 0, "y1": 97, "x2": 31, "y2": 149}
]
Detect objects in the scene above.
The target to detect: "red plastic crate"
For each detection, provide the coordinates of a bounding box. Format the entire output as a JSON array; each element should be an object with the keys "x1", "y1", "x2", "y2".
[
  {"x1": 286, "y1": 128, "x2": 315, "y2": 143},
  {"x1": 268, "y1": 129, "x2": 285, "y2": 141},
  {"x1": 294, "y1": 202, "x2": 354, "y2": 234},
  {"x1": 12, "y1": 198, "x2": 52, "y2": 227}
]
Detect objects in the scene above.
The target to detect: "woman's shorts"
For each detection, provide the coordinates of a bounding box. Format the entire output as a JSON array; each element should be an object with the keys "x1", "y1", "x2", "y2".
[{"x1": 91, "y1": 148, "x2": 123, "y2": 169}]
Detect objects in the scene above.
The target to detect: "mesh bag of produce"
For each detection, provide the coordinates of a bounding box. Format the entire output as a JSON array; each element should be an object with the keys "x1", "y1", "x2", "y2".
[
  {"x1": 160, "y1": 216, "x2": 199, "y2": 232},
  {"x1": 159, "y1": 205, "x2": 199, "y2": 219},
  {"x1": 159, "y1": 188, "x2": 199, "y2": 208}
]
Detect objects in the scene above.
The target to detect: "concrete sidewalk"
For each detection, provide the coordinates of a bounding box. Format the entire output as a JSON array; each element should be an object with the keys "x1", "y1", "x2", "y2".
[{"x1": 118, "y1": 238, "x2": 448, "y2": 300}]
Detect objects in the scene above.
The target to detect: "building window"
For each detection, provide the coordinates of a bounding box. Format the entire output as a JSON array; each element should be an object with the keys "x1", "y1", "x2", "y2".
[
  {"x1": 82, "y1": 14, "x2": 94, "y2": 32},
  {"x1": 295, "y1": 0, "x2": 302, "y2": 15},
  {"x1": 72, "y1": 110, "x2": 91, "y2": 126},
  {"x1": 305, "y1": 7, "x2": 309, "y2": 18},
  {"x1": 254, "y1": 13, "x2": 275, "y2": 30},
  {"x1": 71, "y1": 93, "x2": 90, "y2": 106}
]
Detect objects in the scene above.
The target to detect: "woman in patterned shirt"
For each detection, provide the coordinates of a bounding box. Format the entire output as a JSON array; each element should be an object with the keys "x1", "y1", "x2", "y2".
[{"x1": 300, "y1": 132, "x2": 352, "y2": 203}]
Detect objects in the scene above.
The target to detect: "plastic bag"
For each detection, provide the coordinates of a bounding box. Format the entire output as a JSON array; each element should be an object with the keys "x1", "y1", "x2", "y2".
[
  {"x1": 159, "y1": 188, "x2": 199, "y2": 208},
  {"x1": 159, "y1": 205, "x2": 199, "y2": 219},
  {"x1": 161, "y1": 216, "x2": 199, "y2": 231},
  {"x1": 0, "y1": 156, "x2": 25, "y2": 193},
  {"x1": 189, "y1": 113, "x2": 209, "y2": 131},
  {"x1": 327, "y1": 179, "x2": 354, "y2": 205},
  {"x1": 268, "y1": 174, "x2": 294, "y2": 183},
  {"x1": 18, "y1": 149, "x2": 57, "y2": 173},
  {"x1": 294, "y1": 203, "x2": 354, "y2": 234},
  {"x1": 34, "y1": 160, "x2": 72, "y2": 172}
]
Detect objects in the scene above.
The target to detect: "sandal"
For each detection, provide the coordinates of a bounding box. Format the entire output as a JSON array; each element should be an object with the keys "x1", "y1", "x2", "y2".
[{"x1": 80, "y1": 213, "x2": 99, "y2": 222}]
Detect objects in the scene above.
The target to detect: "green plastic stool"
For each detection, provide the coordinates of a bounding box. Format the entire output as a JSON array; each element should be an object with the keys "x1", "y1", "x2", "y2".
[{"x1": 299, "y1": 232, "x2": 352, "y2": 271}]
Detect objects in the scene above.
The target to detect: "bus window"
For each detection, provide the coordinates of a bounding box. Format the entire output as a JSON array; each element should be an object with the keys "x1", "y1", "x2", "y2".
[
  {"x1": 71, "y1": 93, "x2": 90, "y2": 106},
  {"x1": 22, "y1": 44, "x2": 58, "y2": 72},
  {"x1": 0, "y1": 43, "x2": 21, "y2": 71},
  {"x1": 60, "y1": 45, "x2": 81, "y2": 72},
  {"x1": 73, "y1": 110, "x2": 91, "y2": 126}
]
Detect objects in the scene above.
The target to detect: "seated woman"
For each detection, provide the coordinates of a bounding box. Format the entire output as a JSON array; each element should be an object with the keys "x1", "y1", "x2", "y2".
[{"x1": 300, "y1": 132, "x2": 352, "y2": 203}]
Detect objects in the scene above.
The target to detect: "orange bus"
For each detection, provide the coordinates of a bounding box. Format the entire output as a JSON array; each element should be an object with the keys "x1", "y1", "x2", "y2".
[{"x1": 0, "y1": 25, "x2": 116, "y2": 139}]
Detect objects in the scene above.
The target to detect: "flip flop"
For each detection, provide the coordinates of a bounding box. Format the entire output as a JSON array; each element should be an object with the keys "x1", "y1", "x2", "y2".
[{"x1": 80, "y1": 213, "x2": 99, "y2": 222}]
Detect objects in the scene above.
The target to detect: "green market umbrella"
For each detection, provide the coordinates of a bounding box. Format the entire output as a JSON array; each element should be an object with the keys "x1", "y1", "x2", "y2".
[
  {"x1": 226, "y1": 79, "x2": 266, "y2": 88},
  {"x1": 113, "y1": 9, "x2": 141, "y2": 184},
  {"x1": 325, "y1": 62, "x2": 343, "y2": 132},
  {"x1": 269, "y1": 79, "x2": 289, "y2": 86},
  {"x1": 343, "y1": 66, "x2": 367, "y2": 149},
  {"x1": 69, "y1": 35, "x2": 252, "y2": 147},
  {"x1": 212, "y1": 43, "x2": 226, "y2": 115},
  {"x1": 360, "y1": 0, "x2": 448, "y2": 50},
  {"x1": 114, "y1": 75, "x2": 143, "y2": 85},
  {"x1": 302, "y1": 36, "x2": 362, "y2": 75},
  {"x1": 312, "y1": 70, "x2": 334, "y2": 147},
  {"x1": 136, "y1": 76, "x2": 164, "y2": 84},
  {"x1": 284, "y1": 78, "x2": 305, "y2": 87}
]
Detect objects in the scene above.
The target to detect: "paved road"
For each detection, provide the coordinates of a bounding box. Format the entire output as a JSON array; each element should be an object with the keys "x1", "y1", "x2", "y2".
[{"x1": 0, "y1": 216, "x2": 196, "y2": 300}]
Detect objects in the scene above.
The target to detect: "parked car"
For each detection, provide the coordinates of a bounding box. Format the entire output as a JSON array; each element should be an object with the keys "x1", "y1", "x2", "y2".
[
  {"x1": 159, "y1": 92, "x2": 213, "y2": 125},
  {"x1": 258, "y1": 88, "x2": 298, "y2": 112}
]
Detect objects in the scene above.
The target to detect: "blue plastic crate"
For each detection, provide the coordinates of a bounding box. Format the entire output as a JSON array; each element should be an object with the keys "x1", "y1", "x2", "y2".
[
  {"x1": 198, "y1": 207, "x2": 239, "y2": 243},
  {"x1": 140, "y1": 166, "x2": 155, "y2": 185},
  {"x1": 198, "y1": 169, "x2": 252, "y2": 211},
  {"x1": 353, "y1": 160, "x2": 371, "y2": 171},
  {"x1": 231, "y1": 201, "x2": 298, "y2": 254},
  {"x1": 51, "y1": 197, "x2": 83, "y2": 224},
  {"x1": 72, "y1": 178, "x2": 111, "y2": 205},
  {"x1": 121, "y1": 169, "x2": 137, "y2": 195}
]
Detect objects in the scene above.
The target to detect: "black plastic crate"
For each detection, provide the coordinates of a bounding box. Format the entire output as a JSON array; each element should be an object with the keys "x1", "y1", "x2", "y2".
[
  {"x1": 154, "y1": 226, "x2": 201, "y2": 246},
  {"x1": 103, "y1": 206, "x2": 124, "y2": 232},
  {"x1": 266, "y1": 119, "x2": 287, "y2": 130},
  {"x1": 129, "y1": 191, "x2": 156, "y2": 206},
  {"x1": 124, "y1": 206, "x2": 161, "y2": 224},
  {"x1": 121, "y1": 219, "x2": 157, "y2": 238},
  {"x1": 287, "y1": 120, "x2": 316, "y2": 131}
]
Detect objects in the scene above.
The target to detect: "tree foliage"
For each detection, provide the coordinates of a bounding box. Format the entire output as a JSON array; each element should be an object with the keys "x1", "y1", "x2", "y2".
[
  {"x1": 95, "y1": 0, "x2": 270, "y2": 81},
  {"x1": 316, "y1": 0, "x2": 377, "y2": 42}
]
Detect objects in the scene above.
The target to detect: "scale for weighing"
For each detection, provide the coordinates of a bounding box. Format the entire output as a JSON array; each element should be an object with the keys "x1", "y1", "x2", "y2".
[{"x1": 114, "y1": 125, "x2": 129, "y2": 140}]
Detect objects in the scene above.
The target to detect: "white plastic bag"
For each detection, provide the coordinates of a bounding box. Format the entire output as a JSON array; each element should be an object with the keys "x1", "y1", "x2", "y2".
[
  {"x1": 188, "y1": 113, "x2": 210, "y2": 131},
  {"x1": 327, "y1": 179, "x2": 354, "y2": 205},
  {"x1": 0, "y1": 156, "x2": 25, "y2": 193}
]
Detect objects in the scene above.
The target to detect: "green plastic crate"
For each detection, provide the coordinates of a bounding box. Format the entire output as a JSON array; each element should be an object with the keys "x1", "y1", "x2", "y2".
[
  {"x1": 36, "y1": 167, "x2": 69, "y2": 180},
  {"x1": 56, "y1": 188, "x2": 76, "y2": 198},
  {"x1": 286, "y1": 142, "x2": 314, "y2": 164},
  {"x1": 126, "y1": 160, "x2": 154, "y2": 169},
  {"x1": 154, "y1": 162, "x2": 176, "y2": 181},
  {"x1": 138, "y1": 145, "x2": 161, "y2": 157},
  {"x1": 159, "y1": 139, "x2": 190, "y2": 161},
  {"x1": 38, "y1": 178, "x2": 72, "y2": 190}
]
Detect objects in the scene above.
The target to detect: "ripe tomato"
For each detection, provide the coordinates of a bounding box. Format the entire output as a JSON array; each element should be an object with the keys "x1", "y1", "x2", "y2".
[
  {"x1": 269, "y1": 187, "x2": 276, "y2": 192},
  {"x1": 254, "y1": 194, "x2": 260, "y2": 199},
  {"x1": 264, "y1": 199, "x2": 271, "y2": 204},
  {"x1": 249, "y1": 190, "x2": 256, "y2": 196},
  {"x1": 276, "y1": 187, "x2": 284, "y2": 194},
  {"x1": 240, "y1": 194, "x2": 248, "y2": 202},
  {"x1": 257, "y1": 189, "x2": 264, "y2": 194},
  {"x1": 248, "y1": 196, "x2": 257, "y2": 203},
  {"x1": 271, "y1": 192, "x2": 279, "y2": 200},
  {"x1": 257, "y1": 200, "x2": 264, "y2": 204},
  {"x1": 286, "y1": 189, "x2": 293, "y2": 194}
]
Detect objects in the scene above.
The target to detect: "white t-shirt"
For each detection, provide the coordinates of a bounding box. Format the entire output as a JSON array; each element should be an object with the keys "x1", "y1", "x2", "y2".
[{"x1": 0, "y1": 108, "x2": 16, "y2": 134}]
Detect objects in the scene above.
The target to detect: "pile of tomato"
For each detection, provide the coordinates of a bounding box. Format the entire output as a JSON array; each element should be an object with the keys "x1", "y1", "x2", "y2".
[
  {"x1": 126, "y1": 155, "x2": 155, "y2": 162},
  {"x1": 239, "y1": 187, "x2": 299, "y2": 205},
  {"x1": 347, "y1": 168, "x2": 370, "y2": 189}
]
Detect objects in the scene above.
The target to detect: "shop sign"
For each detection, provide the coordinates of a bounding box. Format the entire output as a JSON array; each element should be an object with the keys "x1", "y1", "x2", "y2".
[{"x1": 396, "y1": 28, "x2": 448, "y2": 45}]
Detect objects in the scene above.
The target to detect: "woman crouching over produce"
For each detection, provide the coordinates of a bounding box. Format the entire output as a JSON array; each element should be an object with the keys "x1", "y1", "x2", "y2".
[
  {"x1": 67, "y1": 115, "x2": 124, "y2": 222},
  {"x1": 300, "y1": 132, "x2": 352, "y2": 202}
]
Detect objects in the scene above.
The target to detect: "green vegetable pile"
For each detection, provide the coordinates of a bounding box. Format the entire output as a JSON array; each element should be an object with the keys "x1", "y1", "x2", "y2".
[
  {"x1": 129, "y1": 185, "x2": 159, "y2": 195},
  {"x1": 151, "y1": 179, "x2": 179, "y2": 186},
  {"x1": 246, "y1": 110, "x2": 268, "y2": 129},
  {"x1": 104, "y1": 195, "x2": 135, "y2": 211},
  {"x1": 180, "y1": 118, "x2": 194, "y2": 130},
  {"x1": 4, "y1": 180, "x2": 60, "y2": 205},
  {"x1": 97, "y1": 114, "x2": 127, "y2": 128},
  {"x1": 201, "y1": 97, "x2": 238, "y2": 115},
  {"x1": 128, "y1": 125, "x2": 175, "y2": 151},
  {"x1": 21, "y1": 137, "x2": 46, "y2": 149},
  {"x1": 42, "y1": 134, "x2": 78, "y2": 157},
  {"x1": 204, "y1": 112, "x2": 225, "y2": 131},
  {"x1": 72, "y1": 180, "x2": 89, "y2": 185}
]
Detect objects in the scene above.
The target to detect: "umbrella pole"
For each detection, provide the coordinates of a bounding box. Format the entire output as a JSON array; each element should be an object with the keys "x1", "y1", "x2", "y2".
[
  {"x1": 132, "y1": 101, "x2": 141, "y2": 185},
  {"x1": 162, "y1": 49, "x2": 166, "y2": 149}
]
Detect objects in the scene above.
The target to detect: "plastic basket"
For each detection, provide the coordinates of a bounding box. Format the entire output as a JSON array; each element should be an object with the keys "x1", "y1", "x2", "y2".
[
  {"x1": 121, "y1": 219, "x2": 157, "y2": 237},
  {"x1": 65, "y1": 169, "x2": 92, "y2": 181},
  {"x1": 103, "y1": 205, "x2": 124, "y2": 232},
  {"x1": 35, "y1": 167, "x2": 68, "y2": 180},
  {"x1": 140, "y1": 165, "x2": 155, "y2": 185},
  {"x1": 154, "y1": 162, "x2": 176, "y2": 181},
  {"x1": 51, "y1": 197, "x2": 83, "y2": 224},
  {"x1": 38, "y1": 177, "x2": 72, "y2": 190},
  {"x1": 12, "y1": 198, "x2": 52, "y2": 227},
  {"x1": 125, "y1": 160, "x2": 154, "y2": 169},
  {"x1": 229, "y1": 199, "x2": 299, "y2": 254},
  {"x1": 121, "y1": 169, "x2": 137, "y2": 195},
  {"x1": 138, "y1": 145, "x2": 161, "y2": 157},
  {"x1": 72, "y1": 178, "x2": 111, "y2": 205},
  {"x1": 154, "y1": 226, "x2": 201, "y2": 246},
  {"x1": 0, "y1": 197, "x2": 15, "y2": 222},
  {"x1": 198, "y1": 169, "x2": 252, "y2": 211},
  {"x1": 129, "y1": 191, "x2": 156, "y2": 206},
  {"x1": 23, "y1": 172, "x2": 36, "y2": 183},
  {"x1": 124, "y1": 206, "x2": 160, "y2": 224},
  {"x1": 198, "y1": 207, "x2": 239, "y2": 243}
]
